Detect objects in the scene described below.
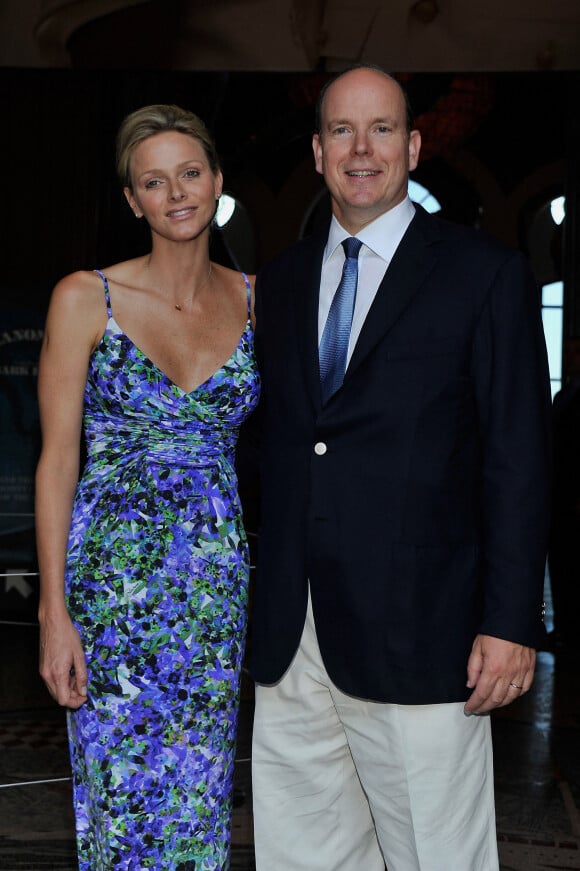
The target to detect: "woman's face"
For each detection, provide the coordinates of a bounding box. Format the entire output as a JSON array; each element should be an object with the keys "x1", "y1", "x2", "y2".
[{"x1": 125, "y1": 130, "x2": 222, "y2": 243}]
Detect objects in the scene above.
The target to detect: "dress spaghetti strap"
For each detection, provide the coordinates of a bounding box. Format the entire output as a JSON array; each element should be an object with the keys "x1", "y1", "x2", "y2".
[
  {"x1": 242, "y1": 272, "x2": 252, "y2": 319},
  {"x1": 94, "y1": 269, "x2": 112, "y2": 320}
]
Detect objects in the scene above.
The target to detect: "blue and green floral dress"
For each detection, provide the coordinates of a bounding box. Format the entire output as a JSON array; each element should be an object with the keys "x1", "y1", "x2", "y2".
[{"x1": 64, "y1": 270, "x2": 260, "y2": 870}]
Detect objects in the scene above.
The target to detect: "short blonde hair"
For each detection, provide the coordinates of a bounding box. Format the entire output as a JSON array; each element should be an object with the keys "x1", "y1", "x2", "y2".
[{"x1": 116, "y1": 104, "x2": 220, "y2": 189}]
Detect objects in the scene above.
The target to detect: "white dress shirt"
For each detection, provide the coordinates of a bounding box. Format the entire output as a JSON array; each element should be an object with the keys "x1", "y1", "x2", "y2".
[{"x1": 318, "y1": 197, "x2": 416, "y2": 364}]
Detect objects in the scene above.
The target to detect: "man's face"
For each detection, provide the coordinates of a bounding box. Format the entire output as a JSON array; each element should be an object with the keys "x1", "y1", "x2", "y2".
[{"x1": 312, "y1": 69, "x2": 421, "y2": 234}]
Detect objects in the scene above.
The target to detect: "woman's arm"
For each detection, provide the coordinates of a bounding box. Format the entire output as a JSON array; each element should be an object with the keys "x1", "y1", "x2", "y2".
[{"x1": 35, "y1": 271, "x2": 106, "y2": 708}]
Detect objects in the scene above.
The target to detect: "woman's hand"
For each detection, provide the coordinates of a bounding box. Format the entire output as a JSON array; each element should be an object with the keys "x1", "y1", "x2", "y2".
[{"x1": 39, "y1": 609, "x2": 88, "y2": 709}]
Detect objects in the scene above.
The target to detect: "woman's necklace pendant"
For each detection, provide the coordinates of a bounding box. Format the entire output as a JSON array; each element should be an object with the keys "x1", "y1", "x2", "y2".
[{"x1": 173, "y1": 264, "x2": 212, "y2": 312}]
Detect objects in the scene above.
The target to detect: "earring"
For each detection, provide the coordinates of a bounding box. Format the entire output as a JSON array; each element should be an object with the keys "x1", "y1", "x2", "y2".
[{"x1": 134, "y1": 212, "x2": 142, "y2": 218}]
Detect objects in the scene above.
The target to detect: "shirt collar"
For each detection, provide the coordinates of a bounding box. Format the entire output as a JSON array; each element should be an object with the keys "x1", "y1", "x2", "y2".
[{"x1": 324, "y1": 197, "x2": 416, "y2": 263}]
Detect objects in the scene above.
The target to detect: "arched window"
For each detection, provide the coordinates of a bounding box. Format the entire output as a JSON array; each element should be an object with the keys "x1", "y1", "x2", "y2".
[
  {"x1": 212, "y1": 194, "x2": 256, "y2": 274},
  {"x1": 542, "y1": 279, "x2": 564, "y2": 398},
  {"x1": 526, "y1": 193, "x2": 566, "y2": 399},
  {"x1": 408, "y1": 180, "x2": 441, "y2": 214}
]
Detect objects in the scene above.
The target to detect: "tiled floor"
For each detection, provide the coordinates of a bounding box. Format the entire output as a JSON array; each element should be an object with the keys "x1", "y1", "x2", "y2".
[
  {"x1": 493, "y1": 649, "x2": 580, "y2": 870},
  {"x1": 0, "y1": 591, "x2": 579, "y2": 870}
]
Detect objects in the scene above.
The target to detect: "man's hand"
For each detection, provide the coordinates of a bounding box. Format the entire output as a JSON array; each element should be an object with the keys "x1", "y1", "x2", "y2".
[{"x1": 464, "y1": 633, "x2": 535, "y2": 715}]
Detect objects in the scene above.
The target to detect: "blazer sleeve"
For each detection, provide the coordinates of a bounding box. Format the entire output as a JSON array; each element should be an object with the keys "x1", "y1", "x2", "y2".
[{"x1": 472, "y1": 249, "x2": 552, "y2": 647}]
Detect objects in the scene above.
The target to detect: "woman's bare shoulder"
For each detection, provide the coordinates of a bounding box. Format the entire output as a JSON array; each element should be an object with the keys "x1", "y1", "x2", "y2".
[
  {"x1": 213, "y1": 265, "x2": 256, "y2": 324},
  {"x1": 51, "y1": 256, "x2": 147, "y2": 308},
  {"x1": 212, "y1": 262, "x2": 251, "y2": 280},
  {"x1": 50, "y1": 269, "x2": 107, "y2": 312}
]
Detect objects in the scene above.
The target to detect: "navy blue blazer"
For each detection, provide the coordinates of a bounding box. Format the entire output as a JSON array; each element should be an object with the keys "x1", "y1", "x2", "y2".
[{"x1": 250, "y1": 205, "x2": 552, "y2": 704}]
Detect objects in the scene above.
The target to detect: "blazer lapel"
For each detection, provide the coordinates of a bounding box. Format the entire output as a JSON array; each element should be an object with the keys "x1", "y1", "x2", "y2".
[
  {"x1": 292, "y1": 230, "x2": 327, "y2": 410},
  {"x1": 346, "y1": 206, "x2": 440, "y2": 380}
]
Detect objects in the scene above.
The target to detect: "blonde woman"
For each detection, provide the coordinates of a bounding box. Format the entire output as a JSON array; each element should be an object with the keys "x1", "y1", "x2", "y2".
[{"x1": 35, "y1": 104, "x2": 260, "y2": 869}]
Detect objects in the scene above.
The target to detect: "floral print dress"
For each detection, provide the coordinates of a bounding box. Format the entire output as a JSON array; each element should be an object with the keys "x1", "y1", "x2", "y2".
[{"x1": 64, "y1": 270, "x2": 260, "y2": 870}]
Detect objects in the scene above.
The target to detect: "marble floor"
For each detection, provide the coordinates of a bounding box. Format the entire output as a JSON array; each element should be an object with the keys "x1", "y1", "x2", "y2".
[{"x1": 0, "y1": 587, "x2": 579, "y2": 871}]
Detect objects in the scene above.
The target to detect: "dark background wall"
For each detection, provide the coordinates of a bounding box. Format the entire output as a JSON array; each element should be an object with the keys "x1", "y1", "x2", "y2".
[{"x1": 1, "y1": 67, "x2": 577, "y2": 315}]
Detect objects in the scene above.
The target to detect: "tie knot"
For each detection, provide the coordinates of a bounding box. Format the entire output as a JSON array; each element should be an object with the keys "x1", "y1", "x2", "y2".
[{"x1": 342, "y1": 237, "x2": 362, "y2": 260}]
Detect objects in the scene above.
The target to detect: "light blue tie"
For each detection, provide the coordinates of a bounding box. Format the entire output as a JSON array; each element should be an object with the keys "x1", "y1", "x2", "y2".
[{"x1": 319, "y1": 237, "x2": 363, "y2": 404}]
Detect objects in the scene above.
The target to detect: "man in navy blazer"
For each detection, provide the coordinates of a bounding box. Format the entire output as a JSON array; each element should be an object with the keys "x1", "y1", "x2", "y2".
[{"x1": 250, "y1": 66, "x2": 552, "y2": 871}]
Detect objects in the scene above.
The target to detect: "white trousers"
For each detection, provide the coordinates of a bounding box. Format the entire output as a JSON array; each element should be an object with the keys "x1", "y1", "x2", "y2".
[{"x1": 252, "y1": 593, "x2": 499, "y2": 871}]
